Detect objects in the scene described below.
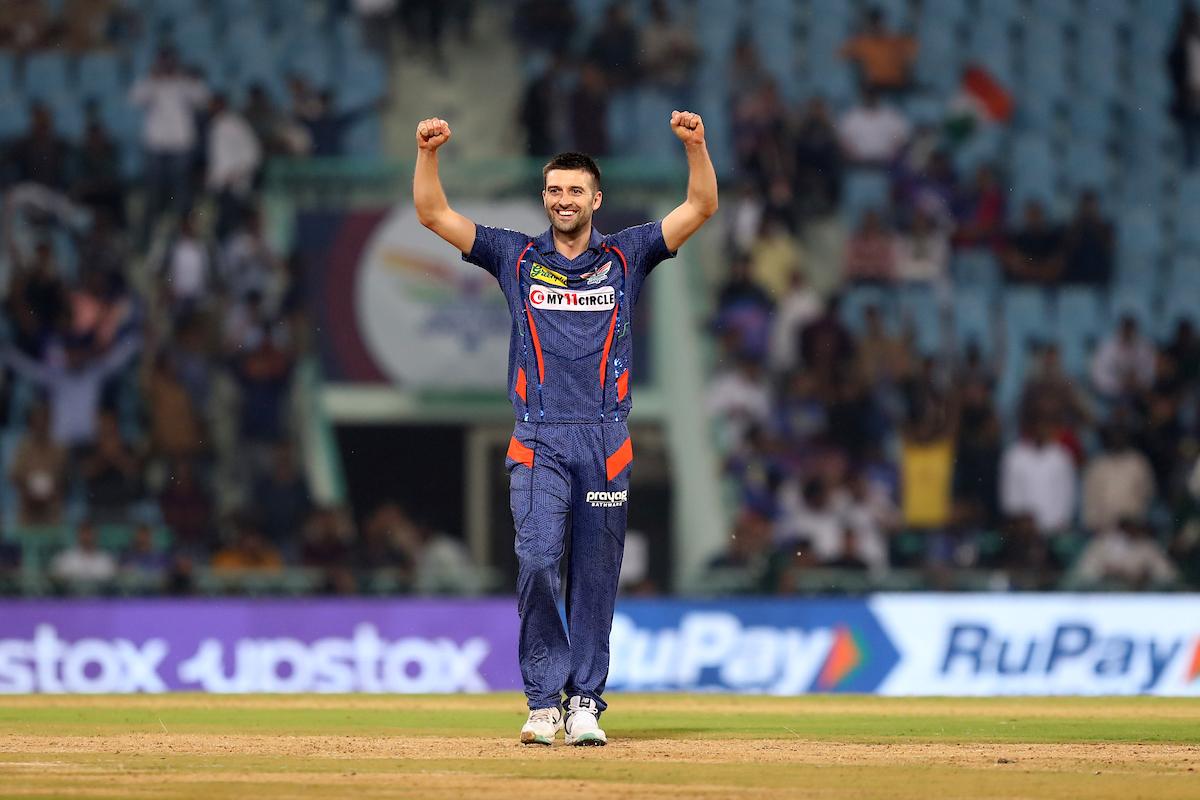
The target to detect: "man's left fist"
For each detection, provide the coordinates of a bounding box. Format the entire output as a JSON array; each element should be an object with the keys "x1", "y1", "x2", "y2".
[{"x1": 670, "y1": 110, "x2": 705, "y2": 145}]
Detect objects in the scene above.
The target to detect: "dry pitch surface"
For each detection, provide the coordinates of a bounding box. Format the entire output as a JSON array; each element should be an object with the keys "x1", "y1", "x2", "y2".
[{"x1": 1, "y1": 694, "x2": 1198, "y2": 799}]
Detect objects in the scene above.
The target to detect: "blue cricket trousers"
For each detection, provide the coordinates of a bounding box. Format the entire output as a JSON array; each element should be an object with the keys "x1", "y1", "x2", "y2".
[{"x1": 506, "y1": 420, "x2": 632, "y2": 712}]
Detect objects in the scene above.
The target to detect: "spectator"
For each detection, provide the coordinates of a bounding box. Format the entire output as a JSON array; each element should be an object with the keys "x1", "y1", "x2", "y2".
[
  {"x1": 8, "y1": 403, "x2": 68, "y2": 525},
  {"x1": 211, "y1": 515, "x2": 282, "y2": 572},
  {"x1": 300, "y1": 506, "x2": 357, "y2": 593},
  {"x1": 1168, "y1": 4, "x2": 1200, "y2": 168},
  {"x1": 61, "y1": 0, "x2": 117, "y2": 51},
  {"x1": 0, "y1": 335, "x2": 141, "y2": 447},
  {"x1": 585, "y1": 1, "x2": 639, "y2": 90},
  {"x1": 514, "y1": 0, "x2": 577, "y2": 50},
  {"x1": 50, "y1": 521, "x2": 117, "y2": 588},
  {"x1": 1166, "y1": 319, "x2": 1200, "y2": 385},
  {"x1": 359, "y1": 501, "x2": 420, "y2": 577},
  {"x1": 856, "y1": 305, "x2": 910, "y2": 389},
  {"x1": 569, "y1": 62, "x2": 610, "y2": 156},
  {"x1": 799, "y1": 294, "x2": 855, "y2": 376},
  {"x1": 894, "y1": 207, "x2": 951, "y2": 283},
  {"x1": 5, "y1": 239, "x2": 68, "y2": 357},
  {"x1": 80, "y1": 410, "x2": 144, "y2": 523},
  {"x1": 1000, "y1": 414, "x2": 1078, "y2": 535},
  {"x1": 297, "y1": 89, "x2": 381, "y2": 157},
  {"x1": 843, "y1": 209, "x2": 897, "y2": 282},
  {"x1": 1000, "y1": 200, "x2": 1064, "y2": 284},
  {"x1": 519, "y1": 52, "x2": 570, "y2": 157},
  {"x1": 1061, "y1": 190, "x2": 1115, "y2": 286},
  {"x1": 206, "y1": 93, "x2": 262, "y2": 241},
  {"x1": 637, "y1": 0, "x2": 698, "y2": 102},
  {"x1": 1019, "y1": 343, "x2": 1091, "y2": 440},
  {"x1": 0, "y1": 0, "x2": 55, "y2": 51},
  {"x1": 144, "y1": 352, "x2": 205, "y2": 459},
  {"x1": 129, "y1": 46, "x2": 210, "y2": 239},
  {"x1": 954, "y1": 163, "x2": 1006, "y2": 250},
  {"x1": 792, "y1": 97, "x2": 843, "y2": 218},
  {"x1": 1081, "y1": 425, "x2": 1156, "y2": 532},
  {"x1": 733, "y1": 81, "x2": 791, "y2": 192},
  {"x1": 837, "y1": 89, "x2": 912, "y2": 166},
  {"x1": 1091, "y1": 316, "x2": 1157, "y2": 400},
  {"x1": 769, "y1": 271, "x2": 824, "y2": 372},
  {"x1": 774, "y1": 370, "x2": 828, "y2": 449},
  {"x1": 242, "y1": 84, "x2": 305, "y2": 157},
  {"x1": 750, "y1": 217, "x2": 804, "y2": 300},
  {"x1": 951, "y1": 377, "x2": 1002, "y2": 527},
  {"x1": 7, "y1": 102, "x2": 72, "y2": 190},
  {"x1": 899, "y1": 401, "x2": 957, "y2": 532},
  {"x1": 706, "y1": 507, "x2": 775, "y2": 590},
  {"x1": 255, "y1": 442, "x2": 313, "y2": 552},
  {"x1": 715, "y1": 253, "x2": 774, "y2": 360},
  {"x1": 158, "y1": 458, "x2": 214, "y2": 554},
  {"x1": 231, "y1": 316, "x2": 295, "y2": 447},
  {"x1": 707, "y1": 355, "x2": 772, "y2": 451},
  {"x1": 161, "y1": 213, "x2": 216, "y2": 313},
  {"x1": 1073, "y1": 518, "x2": 1179, "y2": 588},
  {"x1": 222, "y1": 209, "x2": 284, "y2": 306},
  {"x1": 120, "y1": 523, "x2": 170, "y2": 575},
  {"x1": 840, "y1": 6, "x2": 918, "y2": 94},
  {"x1": 73, "y1": 113, "x2": 125, "y2": 227}
]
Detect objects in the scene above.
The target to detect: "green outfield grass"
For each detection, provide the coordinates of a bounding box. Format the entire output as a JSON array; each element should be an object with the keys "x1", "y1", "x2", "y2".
[{"x1": 1, "y1": 694, "x2": 1197, "y2": 799}]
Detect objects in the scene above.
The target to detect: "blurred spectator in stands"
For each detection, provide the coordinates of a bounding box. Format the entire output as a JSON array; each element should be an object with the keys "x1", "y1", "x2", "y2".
[
  {"x1": 0, "y1": 335, "x2": 141, "y2": 447},
  {"x1": 359, "y1": 501, "x2": 419, "y2": 579},
  {"x1": 893, "y1": 143, "x2": 958, "y2": 228},
  {"x1": 1000, "y1": 412, "x2": 1077, "y2": 535},
  {"x1": 80, "y1": 410, "x2": 144, "y2": 523},
  {"x1": 243, "y1": 84, "x2": 307, "y2": 157},
  {"x1": 1166, "y1": 319, "x2": 1200, "y2": 386},
  {"x1": 1073, "y1": 517, "x2": 1178, "y2": 589},
  {"x1": 161, "y1": 213, "x2": 215, "y2": 314},
  {"x1": 734, "y1": 81, "x2": 790, "y2": 193},
  {"x1": 952, "y1": 376, "x2": 1002, "y2": 528},
  {"x1": 953, "y1": 163, "x2": 1005, "y2": 250},
  {"x1": 570, "y1": 62, "x2": 610, "y2": 156},
  {"x1": 706, "y1": 507, "x2": 774, "y2": 590},
  {"x1": 1081, "y1": 425, "x2": 1155, "y2": 533},
  {"x1": 1168, "y1": 4, "x2": 1200, "y2": 168},
  {"x1": 129, "y1": 46, "x2": 209, "y2": 241},
  {"x1": 1000, "y1": 200, "x2": 1064, "y2": 285},
  {"x1": 728, "y1": 182, "x2": 765, "y2": 255},
  {"x1": 514, "y1": 0, "x2": 577, "y2": 51},
  {"x1": 637, "y1": 0, "x2": 698, "y2": 104},
  {"x1": 800, "y1": 294, "x2": 855, "y2": 377},
  {"x1": 792, "y1": 96, "x2": 843, "y2": 218},
  {"x1": 69, "y1": 265, "x2": 132, "y2": 354},
  {"x1": 5, "y1": 238, "x2": 68, "y2": 357},
  {"x1": 0, "y1": 0, "x2": 55, "y2": 51},
  {"x1": 1061, "y1": 190, "x2": 1115, "y2": 286},
  {"x1": 159, "y1": 458, "x2": 213, "y2": 555},
  {"x1": 777, "y1": 476, "x2": 873, "y2": 570},
  {"x1": 231, "y1": 312, "x2": 295, "y2": 449},
  {"x1": 519, "y1": 52, "x2": 570, "y2": 157},
  {"x1": 586, "y1": 1, "x2": 639, "y2": 90},
  {"x1": 1019, "y1": 343, "x2": 1091, "y2": 443},
  {"x1": 774, "y1": 370, "x2": 828, "y2": 451},
  {"x1": 255, "y1": 442, "x2": 312, "y2": 554},
  {"x1": 728, "y1": 33, "x2": 768, "y2": 104},
  {"x1": 8, "y1": 402, "x2": 67, "y2": 525},
  {"x1": 211, "y1": 515, "x2": 283, "y2": 572},
  {"x1": 837, "y1": 89, "x2": 912, "y2": 166},
  {"x1": 844, "y1": 209, "x2": 897, "y2": 282},
  {"x1": 144, "y1": 352, "x2": 204, "y2": 459},
  {"x1": 1170, "y1": 457, "x2": 1200, "y2": 587},
  {"x1": 1090, "y1": 315, "x2": 1157, "y2": 401},
  {"x1": 301, "y1": 506, "x2": 357, "y2": 592},
  {"x1": 895, "y1": 207, "x2": 950, "y2": 284},
  {"x1": 769, "y1": 271, "x2": 823, "y2": 372},
  {"x1": 168, "y1": 312, "x2": 214, "y2": 410},
  {"x1": 842, "y1": 472, "x2": 893, "y2": 576},
  {"x1": 840, "y1": 5, "x2": 917, "y2": 94},
  {"x1": 856, "y1": 304, "x2": 909, "y2": 391},
  {"x1": 222, "y1": 209, "x2": 284, "y2": 305},
  {"x1": 707, "y1": 355, "x2": 771, "y2": 452},
  {"x1": 410, "y1": 518, "x2": 480, "y2": 594},
  {"x1": 751, "y1": 216, "x2": 804, "y2": 300},
  {"x1": 1136, "y1": 361, "x2": 1187, "y2": 496},
  {"x1": 296, "y1": 88, "x2": 382, "y2": 157},
  {"x1": 7, "y1": 102, "x2": 72, "y2": 191},
  {"x1": 991, "y1": 511, "x2": 1058, "y2": 589},
  {"x1": 206, "y1": 93, "x2": 262, "y2": 242},
  {"x1": 120, "y1": 523, "x2": 169, "y2": 576},
  {"x1": 73, "y1": 111, "x2": 125, "y2": 227},
  {"x1": 725, "y1": 424, "x2": 788, "y2": 517},
  {"x1": 50, "y1": 521, "x2": 117, "y2": 589},
  {"x1": 899, "y1": 398, "x2": 957, "y2": 533},
  {"x1": 715, "y1": 253, "x2": 774, "y2": 360},
  {"x1": 398, "y1": 0, "x2": 463, "y2": 68},
  {"x1": 61, "y1": 0, "x2": 117, "y2": 52}
]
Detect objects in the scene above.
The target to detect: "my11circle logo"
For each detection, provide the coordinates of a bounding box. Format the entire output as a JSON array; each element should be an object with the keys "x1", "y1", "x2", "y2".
[{"x1": 528, "y1": 286, "x2": 615, "y2": 311}]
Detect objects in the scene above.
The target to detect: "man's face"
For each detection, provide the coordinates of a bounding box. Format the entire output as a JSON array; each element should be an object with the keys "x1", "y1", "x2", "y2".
[{"x1": 542, "y1": 169, "x2": 601, "y2": 236}]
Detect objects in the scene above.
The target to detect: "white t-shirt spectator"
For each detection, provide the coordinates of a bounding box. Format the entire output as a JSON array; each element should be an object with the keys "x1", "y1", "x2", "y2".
[
  {"x1": 1074, "y1": 527, "x2": 1178, "y2": 587},
  {"x1": 130, "y1": 73, "x2": 210, "y2": 153},
  {"x1": 1081, "y1": 449, "x2": 1155, "y2": 532},
  {"x1": 895, "y1": 227, "x2": 950, "y2": 282},
  {"x1": 166, "y1": 235, "x2": 211, "y2": 301},
  {"x1": 1000, "y1": 437, "x2": 1078, "y2": 534},
  {"x1": 1090, "y1": 333, "x2": 1156, "y2": 398},
  {"x1": 769, "y1": 283, "x2": 823, "y2": 371},
  {"x1": 837, "y1": 102, "x2": 911, "y2": 164},
  {"x1": 51, "y1": 545, "x2": 117, "y2": 584},
  {"x1": 207, "y1": 109, "x2": 262, "y2": 194}
]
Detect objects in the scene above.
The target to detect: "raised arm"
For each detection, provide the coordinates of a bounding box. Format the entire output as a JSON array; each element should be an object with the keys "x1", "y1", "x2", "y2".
[
  {"x1": 661, "y1": 110, "x2": 718, "y2": 253},
  {"x1": 412, "y1": 118, "x2": 477, "y2": 255}
]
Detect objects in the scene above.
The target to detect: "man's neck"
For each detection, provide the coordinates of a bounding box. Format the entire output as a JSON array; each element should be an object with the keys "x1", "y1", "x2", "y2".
[{"x1": 553, "y1": 225, "x2": 592, "y2": 260}]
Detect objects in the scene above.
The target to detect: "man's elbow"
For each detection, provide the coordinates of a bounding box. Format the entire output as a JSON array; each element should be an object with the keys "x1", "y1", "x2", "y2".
[{"x1": 415, "y1": 207, "x2": 440, "y2": 229}]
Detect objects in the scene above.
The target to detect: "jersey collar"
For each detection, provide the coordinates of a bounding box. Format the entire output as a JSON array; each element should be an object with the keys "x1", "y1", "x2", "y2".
[{"x1": 532, "y1": 226, "x2": 606, "y2": 261}]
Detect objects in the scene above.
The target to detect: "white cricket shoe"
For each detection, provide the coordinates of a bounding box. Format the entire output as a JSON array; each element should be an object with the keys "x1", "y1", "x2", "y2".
[
  {"x1": 564, "y1": 695, "x2": 607, "y2": 746},
  {"x1": 520, "y1": 706, "x2": 564, "y2": 746}
]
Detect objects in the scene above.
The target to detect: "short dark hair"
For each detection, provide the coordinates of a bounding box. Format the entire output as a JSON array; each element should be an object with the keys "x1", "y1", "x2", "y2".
[{"x1": 542, "y1": 152, "x2": 601, "y2": 191}]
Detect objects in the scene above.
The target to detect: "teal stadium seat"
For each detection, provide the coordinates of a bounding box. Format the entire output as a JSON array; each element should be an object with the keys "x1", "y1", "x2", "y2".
[
  {"x1": 897, "y1": 284, "x2": 942, "y2": 355},
  {"x1": 952, "y1": 287, "x2": 995, "y2": 355},
  {"x1": 22, "y1": 52, "x2": 70, "y2": 100},
  {"x1": 1054, "y1": 287, "x2": 1106, "y2": 377},
  {"x1": 76, "y1": 52, "x2": 124, "y2": 103},
  {"x1": 841, "y1": 170, "x2": 890, "y2": 227}
]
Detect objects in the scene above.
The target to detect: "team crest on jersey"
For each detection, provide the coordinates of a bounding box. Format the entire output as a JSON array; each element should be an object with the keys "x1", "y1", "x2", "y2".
[
  {"x1": 530, "y1": 263, "x2": 568, "y2": 287},
  {"x1": 529, "y1": 286, "x2": 616, "y2": 312},
  {"x1": 580, "y1": 260, "x2": 612, "y2": 286}
]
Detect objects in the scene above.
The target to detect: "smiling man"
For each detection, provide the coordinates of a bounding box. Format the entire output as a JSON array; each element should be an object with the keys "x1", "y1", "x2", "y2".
[{"x1": 412, "y1": 111, "x2": 717, "y2": 746}]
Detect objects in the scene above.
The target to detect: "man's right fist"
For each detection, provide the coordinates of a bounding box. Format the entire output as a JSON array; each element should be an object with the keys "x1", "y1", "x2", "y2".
[{"x1": 416, "y1": 118, "x2": 451, "y2": 151}]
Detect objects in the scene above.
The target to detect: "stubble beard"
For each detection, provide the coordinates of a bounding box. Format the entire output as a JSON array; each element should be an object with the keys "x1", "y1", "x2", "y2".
[{"x1": 547, "y1": 205, "x2": 591, "y2": 236}]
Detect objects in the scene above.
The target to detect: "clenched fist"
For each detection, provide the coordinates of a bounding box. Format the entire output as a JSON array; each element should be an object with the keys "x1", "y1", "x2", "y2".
[
  {"x1": 416, "y1": 118, "x2": 451, "y2": 151},
  {"x1": 670, "y1": 110, "x2": 705, "y2": 145}
]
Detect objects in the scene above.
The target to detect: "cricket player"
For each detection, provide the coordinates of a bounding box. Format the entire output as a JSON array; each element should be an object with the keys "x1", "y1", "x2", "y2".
[{"x1": 413, "y1": 111, "x2": 717, "y2": 745}]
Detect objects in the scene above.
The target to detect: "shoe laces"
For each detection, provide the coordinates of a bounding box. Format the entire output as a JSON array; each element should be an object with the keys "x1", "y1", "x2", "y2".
[{"x1": 530, "y1": 707, "x2": 559, "y2": 724}]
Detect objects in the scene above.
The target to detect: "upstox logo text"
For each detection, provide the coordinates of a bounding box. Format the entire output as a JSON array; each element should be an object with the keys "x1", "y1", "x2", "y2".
[
  {"x1": 941, "y1": 623, "x2": 1189, "y2": 691},
  {"x1": 528, "y1": 286, "x2": 615, "y2": 312}
]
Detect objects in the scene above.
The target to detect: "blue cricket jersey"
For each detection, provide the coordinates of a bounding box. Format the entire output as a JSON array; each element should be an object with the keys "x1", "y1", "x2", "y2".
[{"x1": 463, "y1": 222, "x2": 675, "y2": 424}]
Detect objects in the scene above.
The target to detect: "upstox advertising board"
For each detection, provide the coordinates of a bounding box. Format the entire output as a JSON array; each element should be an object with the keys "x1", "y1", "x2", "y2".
[{"x1": 1, "y1": 596, "x2": 1198, "y2": 694}]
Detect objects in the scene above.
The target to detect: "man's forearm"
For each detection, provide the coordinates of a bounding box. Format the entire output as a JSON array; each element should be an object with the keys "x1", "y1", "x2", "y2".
[
  {"x1": 413, "y1": 149, "x2": 451, "y2": 225},
  {"x1": 683, "y1": 142, "x2": 718, "y2": 217}
]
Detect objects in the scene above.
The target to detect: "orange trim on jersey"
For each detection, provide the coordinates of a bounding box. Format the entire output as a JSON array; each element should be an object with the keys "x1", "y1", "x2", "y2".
[
  {"x1": 598, "y1": 306, "x2": 619, "y2": 389},
  {"x1": 507, "y1": 436, "x2": 534, "y2": 468},
  {"x1": 515, "y1": 367, "x2": 527, "y2": 402},
  {"x1": 606, "y1": 437, "x2": 633, "y2": 481},
  {"x1": 616, "y1": 369, "x2": 629, "y2": 401},
  {"x1": 608, "y1": 244, "x2": 629, "y2": 276},
  {"x1": 514, "y1": 242, "x2": 534, "y2": 283},
  {"x1": 524, "y1": 306, "x2": 545, "y2": 384}
]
